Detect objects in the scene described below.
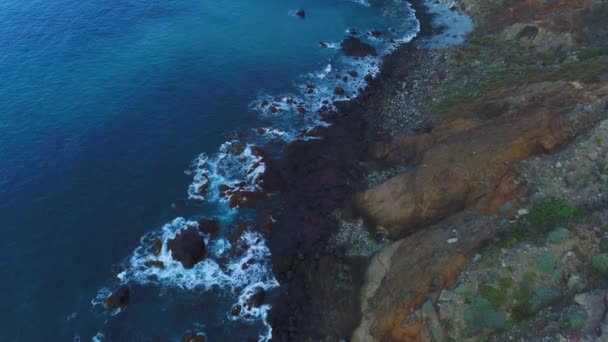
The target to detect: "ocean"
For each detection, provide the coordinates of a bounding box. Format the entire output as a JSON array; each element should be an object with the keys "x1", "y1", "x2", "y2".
[{"x1": 0, "y1": 0, "x2": 420, "y2": 340}]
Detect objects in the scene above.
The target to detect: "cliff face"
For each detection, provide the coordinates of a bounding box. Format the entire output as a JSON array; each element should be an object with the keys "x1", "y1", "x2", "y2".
[{"x1": 352, "y1": 0, "x2": 608, "y2": 341}]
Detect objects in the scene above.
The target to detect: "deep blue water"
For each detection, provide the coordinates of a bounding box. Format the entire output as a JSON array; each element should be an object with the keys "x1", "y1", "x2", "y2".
[{"x1": 0, "y1": 0, "x2": 418, "y2": 340}]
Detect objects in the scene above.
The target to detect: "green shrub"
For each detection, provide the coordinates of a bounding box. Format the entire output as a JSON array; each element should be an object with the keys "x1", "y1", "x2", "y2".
[
  {"x1": 479, "y1": 284, "x2": 508, "y2": 308},
  {"x1": 535, "y1": 253, "x2": 556, "y2": 274},
  {"x1": 578, "y1": 47, "x2": 606, "y2": 61},
  {"x1": 546, "y1": 227, "x2": 571, "y2": 244},
  {"x1": 530, "y1": 286, "x2": 561, "y2": 312},
  {"x1": 600, "y1": 237, "x2": 608, "y2": 253},
  {"x1": 564, "y1": 310, "x2": 588, "y2": 331},
  {"x1": 591, "y1": 253, "x2": 608, "y2": 277},
  {"x1": 464, "y1": 297, "x2": 506, "y2": 336},
  {"x1": 529, "y1": 199, "x2": 581, "y2": 229},
  {"x1": 511, "y1": 283, "x2": 533, "y2": 321}
]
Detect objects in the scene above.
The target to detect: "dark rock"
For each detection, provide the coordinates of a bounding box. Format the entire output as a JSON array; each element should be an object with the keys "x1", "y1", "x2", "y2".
[
  {"x1": 145, "y1": 260, "x2": 165, "y2": 269},
  {"x1": 340, "y1": 37, "x2": 377, "y2": 57},
  {"x1": 515, "y1": 25, "x2": 539, "y2": 40},
  {"x1": 348, "y1": 70, "x2": 358, "y2": 78},
  {"x1": 182, "y1": 332, "x2": 206, "y2": 342},
  {"x1": 229, "y1": 221, "x2": 253, "y2": 243},
  {"x1": 167, "y1": 227, "x2": 207, "y2": 269},
  {"x1": 105, "y1": 285, "x2": 130, "y2": 310},
  {"x1": 231, "y1": 304, "x2": 242, "y2": 316},
  {"x1": 152, "y1": 239, "x2": 162, "y2": 255},
  {"x1": 244, "y1": 286, "x2": 266, "y2": 309},
  {"x1": 334, "y1": 87, "x2": 345, "y2": 95},
  {"x1": 197, "y1": 217, "x2": 220, "y2": 235},
  {"x1": 364, "y1": 74, "x2": 373, "y2": 83},
  {"x1": 369, "y1": 29, "x2": 382, "y2": 38},
  {"x1": 296, "y1": 10, "x2": 305, "y2": 18},
  {"x1": 297, "y1": 106, "x2": 307, "y2": 114}
]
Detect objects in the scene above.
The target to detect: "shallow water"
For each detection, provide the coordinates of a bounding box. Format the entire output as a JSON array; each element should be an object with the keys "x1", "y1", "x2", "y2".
[{"x1": 0, "y1": 0, "x2": 419, "y2": 340}]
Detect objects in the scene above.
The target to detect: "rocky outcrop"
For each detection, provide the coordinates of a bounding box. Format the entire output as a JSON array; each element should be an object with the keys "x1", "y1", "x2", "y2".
[
  {"x1": 353, "y1": 213, "x2": 500, "y2": 341},
  {"x1": 104, "y1": 285, "x2": 130, "y2": 310},
  {"x1": 167, "y1": 227, "x2": 207, "y2": 269},
  {"x1": 357, "y1": 80, "x2": 608, "y2": 239},
  {"x1": 181, "y1": 332, "x2": 206, "y2": 342},
  {"x1": 341, "y1": 37, "x2": 377, "y2": 57}
]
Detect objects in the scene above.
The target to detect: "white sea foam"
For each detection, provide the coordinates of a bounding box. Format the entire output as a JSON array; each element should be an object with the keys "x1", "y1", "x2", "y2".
[
  {"x1": 115, "y1": 218, "x2": 277, "y2": 294},
  {"x1": 187, "y1": 141, "x2": 266, "y2": 204},
  {"x1": 249, "y1": 1, "x2": 420, "y2": 139},
  {"x1": 93, "y1": 1, "x2": 423, "y2": 340},
  {"x1": 91, "y1": 332, "x2": 104, "y2": 342}
]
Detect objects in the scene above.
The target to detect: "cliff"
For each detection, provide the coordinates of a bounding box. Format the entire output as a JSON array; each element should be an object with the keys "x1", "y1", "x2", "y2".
[{"x1": 353, "y1": 0, "x2": 608, "y2": 341}]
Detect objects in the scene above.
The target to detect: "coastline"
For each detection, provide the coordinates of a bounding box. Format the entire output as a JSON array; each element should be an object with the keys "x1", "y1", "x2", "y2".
[
  {"x1": 267, "y1": 0, "x2": 608, "y2": 340},
  {"x1": 266, "y1": 0, "x2": 452, "y2": 339}
]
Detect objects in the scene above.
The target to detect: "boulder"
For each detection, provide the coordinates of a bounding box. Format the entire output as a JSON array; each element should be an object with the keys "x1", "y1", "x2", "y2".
[
  {"x1": 334, "y1": 87, "x2": 345, "y2": 95},
  {"x1": 296, "y1": 10, "x2": 305, "y2": 18},
  {"x1": 104, "y1": 285, "x2": 130, "y2": 310},
  {"x1": 182, "y1": 332, "x2": 206, "y2": 342},
  {"x1": 167, "y1": 227, "x2": 207, "y2": 269},
  {"x1": 197, "y1": 217, "x2": 220, "y2": 235},
  {"x1": 340, "y1": 37, "x2": 377, "y2": 57},
  {"x1": 152, "y1": 239, "x2": 162, "y2": 255},
  {"x1": 244, "y1": 286, "x2": 266, "y2": 309}
]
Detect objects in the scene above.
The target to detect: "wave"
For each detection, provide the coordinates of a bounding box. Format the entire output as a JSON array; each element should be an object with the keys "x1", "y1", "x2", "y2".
[{"x1": 92, "y1": 0, "x2": 422, "y2": 340}]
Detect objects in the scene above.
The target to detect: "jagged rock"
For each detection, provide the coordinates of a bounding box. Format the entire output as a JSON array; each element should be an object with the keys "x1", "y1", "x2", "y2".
[
  {"x1": 197, "y1": 217, "x2": 220, "y2": 235},
  {"x1": 353, "y1": 214, "x2": 499, "y2": 341},
  {"x1": 244, "y1": 286, "x2": 265, "y2": 309},
  {"x1": 182, "y1": 332, "x2": 206, "y2": 342},
  {"x1": 152, "y1": 239, "x2": 162, "y2": 255},
  {"x1": 167, "y1": 227, "x2": 207, "y2": 269},
  {"x1": 340, "y1": 37, "x2": 377, "y2": 57},
  {"x1": 104, "y1": 285, "x2": 130, "y2": 310}
]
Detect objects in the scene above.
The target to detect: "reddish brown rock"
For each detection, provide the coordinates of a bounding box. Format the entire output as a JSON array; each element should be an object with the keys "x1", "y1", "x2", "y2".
[
  {"x1": 356, "y1": 81, "x2": 608, "y2": 239},
  {"x1": 334, "y1": 87, "x2": 345, "y2": 95},
  {"x1": 152, "y1": 239, "x2": 162, "y2": 255},
  {"x1": 230, "y1": 304, "x2": 242, "y2": 316},
  {"x1": 182, "y1": 332, "x2": 206, "y2": 342}
]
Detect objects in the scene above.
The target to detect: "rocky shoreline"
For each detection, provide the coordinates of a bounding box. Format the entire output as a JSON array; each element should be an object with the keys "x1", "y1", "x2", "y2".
[
  {"x1": 268, "y1": 0, "x2": 608, "y2": 340},
  {"x1": 266, "y1": 0, "x2": 463, "y2": 340}
]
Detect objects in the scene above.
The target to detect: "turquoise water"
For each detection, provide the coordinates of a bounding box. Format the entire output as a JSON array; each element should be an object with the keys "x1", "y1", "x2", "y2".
[{"x1": 0, "y1": 0, "x2": 418, "y2": 340}]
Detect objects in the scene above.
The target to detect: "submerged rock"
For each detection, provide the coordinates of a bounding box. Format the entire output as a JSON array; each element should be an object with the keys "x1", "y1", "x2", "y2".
[
  {"x1": 295, "y1": 10, "x2": 305, "y2": 18},
  {"x1": 167, "y1": 227, "x2": 207, "y2": 269},
  {"x1": 104, "y1": 285, "x2": 130, "y2": 310},
  {"x1": 340, "y1": 37, "x2": 377, "y2": 57}
]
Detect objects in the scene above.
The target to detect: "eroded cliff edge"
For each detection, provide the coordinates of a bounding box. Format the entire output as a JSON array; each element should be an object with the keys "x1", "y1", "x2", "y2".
[
  {"x1": 269, "y1": 0, "x2": 608, "y2": 341},
  {"x1": 354, "y1": 0, "x2": 608, "y2": 340}
]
